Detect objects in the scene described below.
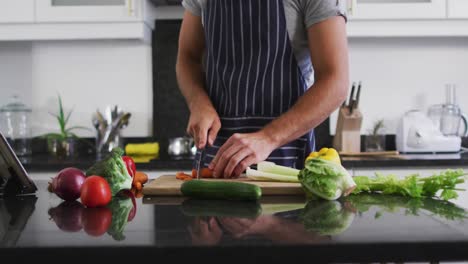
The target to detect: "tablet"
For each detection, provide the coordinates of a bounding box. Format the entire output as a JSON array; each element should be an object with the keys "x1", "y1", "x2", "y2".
[{"x1": 0, "y1": 132, "x2": 37, "y2": 196}]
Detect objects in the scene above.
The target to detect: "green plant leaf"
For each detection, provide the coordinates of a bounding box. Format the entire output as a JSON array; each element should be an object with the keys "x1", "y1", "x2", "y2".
[{"x1": 64, "y1": 107, "x2": 74, "y2": 127}]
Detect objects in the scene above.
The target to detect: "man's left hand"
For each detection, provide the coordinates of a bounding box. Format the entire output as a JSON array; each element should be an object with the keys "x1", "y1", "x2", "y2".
[{"x1": 208, "y1": 131, "x2": 277, "y2": 178}]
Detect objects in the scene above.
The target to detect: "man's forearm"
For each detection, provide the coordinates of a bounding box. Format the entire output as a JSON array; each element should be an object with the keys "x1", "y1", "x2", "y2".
[
  {"x1": 262, "y1": 76, "x2": 348, "y2": 148},
  {"x1": 176, "y1": 57, "x2": 213, "y2": 112}
]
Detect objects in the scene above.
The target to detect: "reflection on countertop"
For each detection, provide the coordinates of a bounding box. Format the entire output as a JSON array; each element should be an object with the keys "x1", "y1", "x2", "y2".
[{"x1": 1, "y1": 179, "x2": 468, "y2": 263}]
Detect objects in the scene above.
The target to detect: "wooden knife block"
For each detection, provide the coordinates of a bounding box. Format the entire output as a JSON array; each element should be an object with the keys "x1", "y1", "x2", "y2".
[{"x1": 333, "y1": 106, "x2": 363, "y2": 153}]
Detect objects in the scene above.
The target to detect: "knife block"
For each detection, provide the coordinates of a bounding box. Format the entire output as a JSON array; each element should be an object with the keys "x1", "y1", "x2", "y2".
[{"x1": 332, "y1": 106, "x2": 363, "y2": 153}]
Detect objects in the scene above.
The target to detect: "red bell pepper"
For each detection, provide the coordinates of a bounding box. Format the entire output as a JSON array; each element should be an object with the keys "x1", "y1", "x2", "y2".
[{"x1": 122, "y1": 156, "x2": 136, "y2": 178}]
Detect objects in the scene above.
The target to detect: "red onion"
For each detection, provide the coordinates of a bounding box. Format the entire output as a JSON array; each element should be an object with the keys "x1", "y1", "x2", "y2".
[
  {"x1": 48, "y1": 167, "x2": 86, "y2": 201},
  {"x1": 48, "y1": 200, "x2": 84, "y2": 232}
]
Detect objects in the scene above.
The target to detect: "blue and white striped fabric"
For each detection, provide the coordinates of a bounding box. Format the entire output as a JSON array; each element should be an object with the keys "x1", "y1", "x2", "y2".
[{"x1": 197, "y1": 0, "x2": 315, "y2": 169}]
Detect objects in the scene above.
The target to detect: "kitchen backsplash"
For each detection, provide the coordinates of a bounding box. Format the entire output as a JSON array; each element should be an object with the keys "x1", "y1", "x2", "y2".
[{"x1": 1, "y1": 28, "x2": 468, "y2": 139}]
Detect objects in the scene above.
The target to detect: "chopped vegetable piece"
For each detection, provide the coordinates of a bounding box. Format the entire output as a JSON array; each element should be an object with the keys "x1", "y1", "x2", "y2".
[
  {"x1": 257, "y1": 161, "x2": 300, "y2": 176},
  {"x1": 246, "y1": 167, "x2": 299, "y2": 182},
  {"x1": 176, "y1": 171, "x2": 193, "y2": 181}
]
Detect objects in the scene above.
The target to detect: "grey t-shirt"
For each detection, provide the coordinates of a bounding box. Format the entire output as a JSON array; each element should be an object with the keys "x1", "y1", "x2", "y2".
[{"x1": 182, "y1": 0, "x2": 345, "y2": 89}]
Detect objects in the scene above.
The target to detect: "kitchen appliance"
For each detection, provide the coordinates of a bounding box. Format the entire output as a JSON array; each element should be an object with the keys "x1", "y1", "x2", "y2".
[
  {"x1": 396, "y1": 110, "x2": 461, "y2": 153},
  {"x1": 143, "y1": 175, "x2": 303, "y2": 196},
  {"x1": 0, "y1": 95, "x2": 32, "y2": 156}
]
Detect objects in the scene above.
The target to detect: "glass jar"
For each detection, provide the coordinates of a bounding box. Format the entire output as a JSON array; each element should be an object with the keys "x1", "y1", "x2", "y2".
[{"x1": 0, "y1": 95, "x2": 32, "y2": 156}]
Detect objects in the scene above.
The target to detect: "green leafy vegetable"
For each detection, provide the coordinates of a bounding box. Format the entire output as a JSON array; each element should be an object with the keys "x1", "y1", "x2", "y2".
[
  {"x1": 106, "y1": 195, "x2": 134, "y2": 241},
  {"x1": 352, "y1": 169, "x2": 467, "y2": 200},
  {"x1": 343, "y1": 194, "x2": 467, "y2": 221},
  {"x1": 246, "y1": 167, "x2": 299, "y2": 182},
  {"x1": 299, "y1": 200, "x2": 355, "y2": 236},
  {"x1": 86, "y1": 147, "x2": 132, "y2": 196},
  {"x1": 257, "y1": 161, "x2": 300, "y2": 176},
  {"x1": 298, "y1": 158, "x2": 356, "y2": 200}
]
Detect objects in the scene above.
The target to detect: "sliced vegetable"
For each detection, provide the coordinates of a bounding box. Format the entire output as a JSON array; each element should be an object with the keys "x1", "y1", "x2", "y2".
[
  {"x1": 85, "y1": 147, "x2": 132, "y2": 196},
  {"x1": 48, "y1": 167, "x2": 86, "y2": 201},
  {"x1": 191, "y1": 168, "x2": 214, "y2": 178},
  {"x1": 246, "y1": 167, "x2": 299, "y2": 183},
  {"x1": 80, "y1": 176, "x2": 112, "y2": 208},
  {"x1": 257, "y1": 161, "x2": 300, "y2": 176},
  {"x1": 122, "y1": 156, "x2": 136, "y2": 178},
  {"x1": 181, "y1": 180, "x2": 262, "y2": 201},
  {"x1": 298, "y1": 158, "x2": 356, "y2": 200},
  {"x1": 176, "y1": 171, "x2": 193, "y2": 181},
  {"x1": 352, "y1": 169, "x2": 467, "y2": 200}
]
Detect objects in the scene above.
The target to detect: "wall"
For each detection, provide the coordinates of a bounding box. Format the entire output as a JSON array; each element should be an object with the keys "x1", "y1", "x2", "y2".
[
  {"x1": 1, "y1": 31, "x2": 468, "y2": 138},
  {"x1": 331, "y1": 37, "x2": 468, "y2": 136},
  {"x1": 0, "y1": 40, "x2": 153, "y2": 138}
]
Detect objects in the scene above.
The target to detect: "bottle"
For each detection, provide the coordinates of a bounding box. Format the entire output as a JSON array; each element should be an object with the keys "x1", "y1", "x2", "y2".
[{"x1": 0, "y1": 95, "x2": 32, "y2": 156}]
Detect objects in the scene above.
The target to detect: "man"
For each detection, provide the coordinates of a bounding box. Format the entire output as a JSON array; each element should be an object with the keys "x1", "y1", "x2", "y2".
[{"x1": 176, "y1": 0, "x2": 349, "y2": 178}]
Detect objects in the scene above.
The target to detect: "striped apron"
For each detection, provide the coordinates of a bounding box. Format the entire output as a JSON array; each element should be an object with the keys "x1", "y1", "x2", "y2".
[{"x1": 196, "y1": 0, "x2": 315, "y2": 169}]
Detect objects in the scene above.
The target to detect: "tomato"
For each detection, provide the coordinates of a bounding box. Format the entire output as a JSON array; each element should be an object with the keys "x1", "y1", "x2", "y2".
[
  {"x1": 122, "y1": 156, "x2": 136, "y2": 178},
  {"x1": 82, "y1": 207, "x2": 112, "y2": 237},
  {"x1": 80, "y1": 176, "x2": 112, "y2": 208}
]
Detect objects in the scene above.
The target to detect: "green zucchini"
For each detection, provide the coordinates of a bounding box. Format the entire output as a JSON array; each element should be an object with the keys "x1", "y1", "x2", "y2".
[
  {"x1": 181, "y1": 199, "x2": 262, "y2": 218},
  {"x1": 180, "y1": 180, "x2": 262, "y2": 201}
]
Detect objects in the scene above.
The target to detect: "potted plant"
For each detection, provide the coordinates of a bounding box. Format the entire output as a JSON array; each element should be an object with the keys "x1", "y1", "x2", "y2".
[
  {"x1": 365, "y1": 119, "x2": 386, "y2": 152},
  {"x1": 42, "y1": 95, "x2": 90, "y2": 158}
]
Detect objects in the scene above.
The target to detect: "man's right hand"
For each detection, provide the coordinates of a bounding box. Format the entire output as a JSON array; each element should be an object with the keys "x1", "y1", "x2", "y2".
[{"x1": 187, "y1": 102, "x2": 221, "y2": 149}]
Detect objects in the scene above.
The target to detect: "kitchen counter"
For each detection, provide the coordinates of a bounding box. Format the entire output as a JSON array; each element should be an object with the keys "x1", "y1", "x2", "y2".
[
  {"x1": 21, "y1": 151, "x2": 468, "y2": 173},
  {"x1": 1, "y1": 179, "x2": 468, "y2": 263}
]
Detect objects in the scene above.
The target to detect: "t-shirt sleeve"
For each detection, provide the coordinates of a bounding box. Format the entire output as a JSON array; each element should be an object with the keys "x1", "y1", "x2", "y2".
[
  {"x1": 302, "y1": 0, "x2": 347, "y2": 28},
  {"x1": 182, "y1": 0, "x2": 202, "y2": 17}
]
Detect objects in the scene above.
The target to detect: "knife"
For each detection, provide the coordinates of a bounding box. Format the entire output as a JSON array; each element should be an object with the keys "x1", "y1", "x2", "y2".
[
  {"x1": 348, "y1": 82, "x2": 356, "y2": 110},
  {"x1": 196, "y1": 147, "x2": 205, "y2": 180},
  {"x1": 350, "y1": 81, "x2": 361, "y2": 115}
]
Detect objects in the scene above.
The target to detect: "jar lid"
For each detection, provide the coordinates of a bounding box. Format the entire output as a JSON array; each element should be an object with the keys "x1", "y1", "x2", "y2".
[{"x1": 0, "y1": 95, "x2": 32, "y2": 113}]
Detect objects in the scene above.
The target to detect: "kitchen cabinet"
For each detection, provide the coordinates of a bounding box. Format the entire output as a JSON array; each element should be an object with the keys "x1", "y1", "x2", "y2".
[
  {"x1": 448, "y1": 0, "x2": 468, "y2": 18},
  {"x1": 36, "y1": 0, "x2": 141, "y2": 22},
  {"x1": 0, "y1": 1, "x2": 35, "y2": 23},
  {"x1": 347, "y1": 0, "x2": 447, "y2": 20}
]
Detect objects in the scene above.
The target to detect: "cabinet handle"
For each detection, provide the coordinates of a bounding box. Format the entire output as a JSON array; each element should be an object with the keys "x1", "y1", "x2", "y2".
[{"x1": 126, "y1": 0, "x2": 135, "y2": 16}]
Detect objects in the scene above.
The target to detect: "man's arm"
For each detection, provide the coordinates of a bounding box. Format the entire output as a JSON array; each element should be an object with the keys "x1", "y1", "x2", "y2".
[
  {"x1": 176, "y1": 11, "x2": 221, "y2": 148},
  {"x1": 210, "y1": 16, "x2": 349, "y2": 177}
]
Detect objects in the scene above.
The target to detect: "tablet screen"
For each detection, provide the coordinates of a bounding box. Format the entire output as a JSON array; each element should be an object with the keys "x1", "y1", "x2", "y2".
[{"x1": 0, "y1": 132, "x2": 36, "y2": 196}]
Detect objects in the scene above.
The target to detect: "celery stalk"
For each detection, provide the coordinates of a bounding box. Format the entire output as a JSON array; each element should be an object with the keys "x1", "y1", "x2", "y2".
[
  {"x1": 246, "y1": 167, "x2": 300, "y2": 183},
  {"x1": 257, "y1": 161, "x2": 300, "y2": 176}
]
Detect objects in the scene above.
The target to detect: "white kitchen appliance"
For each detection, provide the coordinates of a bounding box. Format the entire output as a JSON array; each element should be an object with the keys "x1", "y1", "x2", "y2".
[{"x1": 396, "y1": 110, "x2": 461, "y2": 153}]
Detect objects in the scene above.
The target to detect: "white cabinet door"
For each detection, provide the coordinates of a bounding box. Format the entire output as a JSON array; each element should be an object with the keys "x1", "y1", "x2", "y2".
[
  {"x1": 0, "y1": 1, "x2": 34, "y2": 23},
  {"x1": 36, "y1": 0, "x2": 141, "y2": 22},
  {"x1": 448, "y1": 0, "x2": 468, "y2": 18},
  {"x1": 347, "y1": 0, "x2": 447, "y2": 20}
]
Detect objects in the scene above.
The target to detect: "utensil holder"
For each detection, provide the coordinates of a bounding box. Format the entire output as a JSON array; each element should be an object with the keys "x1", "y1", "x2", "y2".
[{"x1": 333, "y1": 106, "x2": 363, "y2": 153}]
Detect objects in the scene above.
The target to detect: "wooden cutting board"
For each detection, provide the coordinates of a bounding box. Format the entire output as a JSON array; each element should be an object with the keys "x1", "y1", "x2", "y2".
[{"x1": 142, "y1": 175, "x2": 304, "y2": 196}]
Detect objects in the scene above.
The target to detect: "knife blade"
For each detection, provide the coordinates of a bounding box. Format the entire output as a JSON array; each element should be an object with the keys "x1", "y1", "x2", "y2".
[
  {"x1": 196, "y1": 148, "x2": 204, "y2": 180},
  {"x1": 349, "y1": 81, "x2": 361, "y2": 115}
]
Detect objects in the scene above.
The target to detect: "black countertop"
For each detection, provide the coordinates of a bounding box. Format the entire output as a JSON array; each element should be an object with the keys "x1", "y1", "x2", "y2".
[
  {"x1": 20, "y1": 151, "x2": 468, "y2": 173},
  {"x1": 1, "y1": 180, "x2": 468, "y2": 263}
]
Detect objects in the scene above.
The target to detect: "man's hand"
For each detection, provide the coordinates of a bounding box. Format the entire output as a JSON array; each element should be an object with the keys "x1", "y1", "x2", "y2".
[
  {"x1": 187, "y1": 102, "x2": 221, "y2": 149},
  {"x1": 208, "y1": 131, "x2": 277, "y2": 178},
  {"x1": 188, "y1": 217, "x2": 223, "y2": 246}
]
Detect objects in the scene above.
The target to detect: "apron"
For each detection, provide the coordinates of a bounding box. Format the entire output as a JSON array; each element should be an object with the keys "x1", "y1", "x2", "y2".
[{"x1": 195, "y1": 0, "x2": 315, "y2": 169}]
